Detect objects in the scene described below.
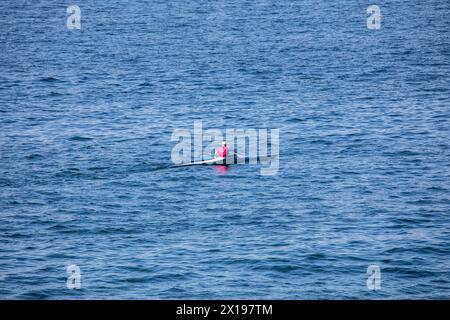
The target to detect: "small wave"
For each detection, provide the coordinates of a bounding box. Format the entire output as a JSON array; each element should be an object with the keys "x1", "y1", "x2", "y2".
[
  {"x1": 48, "y1": 91, "x2": 64, "y2": 96},
  {"x1": 25, "y1": 153, "x2": 44, "y2": 160},
  {"x1": 39, "y1": 76, "x2": 62, "y2": 83},
  {"x1": 310, "y1": 139, "x2": 333, "y2": 145},
  {"x1": 69, "y1": 136, "x2": 93, "y2": 141},
  {"x1": 138, "y1": 81, "x2": 154, "y2": 87},
  {"x1": 251, "y1": 264, "x2": 302, "y2": 273},
  {"x1": 382, "y1": 150, "x2": 421, "y2": 157},
  {"x1": 55, "y1": 168, "x2": 81, "y2": 178}
]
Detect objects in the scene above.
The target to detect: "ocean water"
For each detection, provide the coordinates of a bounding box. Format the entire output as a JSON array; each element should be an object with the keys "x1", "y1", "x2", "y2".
[{"x1": 1, "y1": 0, "x2": 449, "y2": 299}]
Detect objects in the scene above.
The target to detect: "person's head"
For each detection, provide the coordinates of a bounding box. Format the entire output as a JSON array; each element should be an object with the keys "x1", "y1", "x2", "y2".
[{"x1": 222, "y1": 141, "x2": 227, "y2": 147}]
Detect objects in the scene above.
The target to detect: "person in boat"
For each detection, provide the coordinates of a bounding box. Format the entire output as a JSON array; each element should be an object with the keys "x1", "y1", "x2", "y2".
[{"x1": 216, "y1": 141, "x2": 228, "y2": 158}]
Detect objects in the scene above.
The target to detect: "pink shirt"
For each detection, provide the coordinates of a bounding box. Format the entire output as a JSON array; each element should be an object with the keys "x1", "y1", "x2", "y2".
[{"x1": 217, "y1": 146, "x2": 228, "y2": 158}]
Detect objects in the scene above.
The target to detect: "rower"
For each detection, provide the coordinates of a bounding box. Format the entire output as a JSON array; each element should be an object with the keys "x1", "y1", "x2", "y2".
[{"x1": 216, "y1": 141, "x2": 228, "y2": 158}]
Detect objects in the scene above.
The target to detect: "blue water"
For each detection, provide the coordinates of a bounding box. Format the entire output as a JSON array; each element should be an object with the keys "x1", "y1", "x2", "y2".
[{"x1": 1, "y1": 0, "x2": 450, "y2": 299}]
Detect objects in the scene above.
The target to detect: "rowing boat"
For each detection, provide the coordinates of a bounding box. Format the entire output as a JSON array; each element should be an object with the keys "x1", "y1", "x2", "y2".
[
  {"x1": 175, "y1": 157, "x2": 226, "y2": 167},
  {"x1": 174, "y1": 153, "x2": 275, "y2": 167}
]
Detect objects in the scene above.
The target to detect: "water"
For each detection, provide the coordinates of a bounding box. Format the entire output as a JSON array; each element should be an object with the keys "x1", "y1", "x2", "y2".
[{"x1": 1, "y1": 0, "x2": 449, "y2": 299}]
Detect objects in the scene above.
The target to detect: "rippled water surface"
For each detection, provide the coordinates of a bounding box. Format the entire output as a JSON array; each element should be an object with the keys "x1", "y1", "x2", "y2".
[{"x1": 1, "y1": 1, "x2": 449, "y2": 299}]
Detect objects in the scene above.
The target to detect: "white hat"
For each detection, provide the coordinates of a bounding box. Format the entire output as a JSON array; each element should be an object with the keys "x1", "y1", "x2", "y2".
[{"x1": 222, "y1": 141, "x2": 227, "y2": 145}]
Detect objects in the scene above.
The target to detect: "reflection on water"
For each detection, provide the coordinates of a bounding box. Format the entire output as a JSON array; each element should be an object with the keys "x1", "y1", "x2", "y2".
[{"x1": 214, "y1": 165, "x2": 230, "y2": 175}]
